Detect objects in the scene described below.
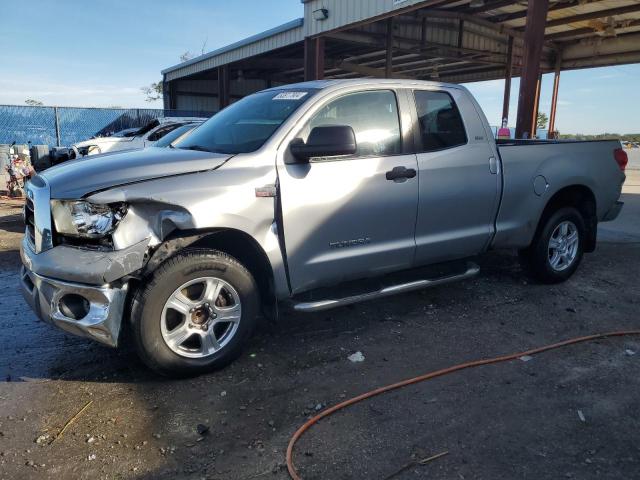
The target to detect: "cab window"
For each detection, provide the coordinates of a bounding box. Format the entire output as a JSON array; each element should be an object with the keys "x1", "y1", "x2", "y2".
[
  {"x1": 413, "y1": 90, "x2": 467, "y2": 152},
  {"x1": 303, "y1": 90, "x2": 401, "y2": 157}
]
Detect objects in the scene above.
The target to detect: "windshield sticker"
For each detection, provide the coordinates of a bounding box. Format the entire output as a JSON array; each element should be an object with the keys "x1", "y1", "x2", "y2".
[{"x1": 273, "y1": 91, "x2": 308, "y2": 101}]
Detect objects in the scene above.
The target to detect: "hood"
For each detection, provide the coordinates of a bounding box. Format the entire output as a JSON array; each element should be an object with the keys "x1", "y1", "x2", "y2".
[
  {"x1": 74, "y1": 137, "x2": 134, "y2": 147},
  {"x1": 42, "y1": 147, "x2": 232, "y2": 198}
]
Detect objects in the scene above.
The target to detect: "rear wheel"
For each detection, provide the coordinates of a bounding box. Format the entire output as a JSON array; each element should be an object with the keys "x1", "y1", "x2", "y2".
[
  {"x1": 131, "y1": 249, "x2": 259, "y2": 377},
  {"x1": 519, "y1": 206, "x2": 585, "y2": 284}
]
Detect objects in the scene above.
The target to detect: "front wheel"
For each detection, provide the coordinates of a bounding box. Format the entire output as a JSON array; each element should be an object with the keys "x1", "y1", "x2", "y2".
[
  {"x1": 131, "y1": 249, "x2": 259, "y2": 377},
  {"x1": 519, "y1": 206, "x2": 585, "y2": 284}
]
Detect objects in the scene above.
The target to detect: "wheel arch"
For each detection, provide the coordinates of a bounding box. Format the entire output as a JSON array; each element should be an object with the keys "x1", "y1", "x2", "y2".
[
  {"x1": 536, "y1": 184, "x2": 597, "y2": 252},
  {"x1": 140, "y1": 228, "x2": 278, "y2": 320}
]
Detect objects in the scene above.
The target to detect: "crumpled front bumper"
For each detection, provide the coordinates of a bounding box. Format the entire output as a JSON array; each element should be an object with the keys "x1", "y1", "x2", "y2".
[
  {"x1": 19, "y1": 237, "x2": 148, "y2": 347},
  {"x1": 20, "y1": 267, "x2": 127, "y2": 347}
]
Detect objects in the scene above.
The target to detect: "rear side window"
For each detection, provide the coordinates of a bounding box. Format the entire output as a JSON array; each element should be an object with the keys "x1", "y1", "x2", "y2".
[
  {"x1": 413, "y1": 90, "x2": 467, "y2": 152},
  {"x1": 305, "y1": 90, "x2": 401, "y2": 157}
]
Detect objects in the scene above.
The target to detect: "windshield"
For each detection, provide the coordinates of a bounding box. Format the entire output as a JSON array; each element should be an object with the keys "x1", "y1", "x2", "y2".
[
  {"x1": 154, "y1": 124, "x2": 199, "y2": 147},
  {"x1": 175, "y1": 89, "x2": 317, "y2": 154}
]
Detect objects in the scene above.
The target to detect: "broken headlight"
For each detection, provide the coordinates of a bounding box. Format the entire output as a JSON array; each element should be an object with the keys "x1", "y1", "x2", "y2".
[{"x1": 51, "y1": 200, "x2": 127, "y2": 238}]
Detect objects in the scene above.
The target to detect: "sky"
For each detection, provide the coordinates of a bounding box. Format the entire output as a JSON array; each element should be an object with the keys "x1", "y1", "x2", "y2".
[{"x1": 1, "y1": 0, "x2": 638, "y2": 135}]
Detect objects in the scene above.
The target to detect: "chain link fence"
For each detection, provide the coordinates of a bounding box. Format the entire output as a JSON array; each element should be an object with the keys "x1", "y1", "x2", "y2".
[{"x1": 0, "y1": 105, "x2": 216, "y2": 147}]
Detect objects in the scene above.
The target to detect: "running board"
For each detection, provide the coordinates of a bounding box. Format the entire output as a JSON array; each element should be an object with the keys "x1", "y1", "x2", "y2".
[{"x1": 292, "y1": 262, "x2": 480, "y2": 313}]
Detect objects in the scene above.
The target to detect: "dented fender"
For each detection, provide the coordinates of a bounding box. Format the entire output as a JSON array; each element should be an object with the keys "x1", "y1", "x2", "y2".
[{"x1": 86, "y1": 164, "x2": 290, "y2": 297}]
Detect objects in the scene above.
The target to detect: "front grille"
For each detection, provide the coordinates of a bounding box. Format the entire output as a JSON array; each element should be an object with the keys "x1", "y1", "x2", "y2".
[
  {"x1": 24, "y1": 176, "x2": 53, "y2": 253},
  {"x1": 25, "y1": 196, "x2": 36, "y2": 248}
]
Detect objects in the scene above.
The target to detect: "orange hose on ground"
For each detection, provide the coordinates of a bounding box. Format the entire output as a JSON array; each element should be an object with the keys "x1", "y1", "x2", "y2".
[{"x1": 286, "y1": 330, "x2": 640, "y2": 480}]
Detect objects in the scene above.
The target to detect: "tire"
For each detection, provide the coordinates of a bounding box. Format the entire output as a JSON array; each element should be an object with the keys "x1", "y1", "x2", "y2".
[
  {"x1": 130, "y1": 249, "x2": 259, "y2": 377},
  {"x1": 519, "y1": 206, "x2": 586, "y2": 284}
]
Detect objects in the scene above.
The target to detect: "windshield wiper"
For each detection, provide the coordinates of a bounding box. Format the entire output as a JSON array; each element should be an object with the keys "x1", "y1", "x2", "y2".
[
  {"x1": 181, "y1": 145, "x2": 215, "y2": 153},
  {"x1": 181, "y1": 145, "x2": 236, "y2": 155}
]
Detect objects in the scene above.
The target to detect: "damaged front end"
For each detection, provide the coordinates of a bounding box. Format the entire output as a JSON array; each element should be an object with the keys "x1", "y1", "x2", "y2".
[
  {"x1": 19, "y1": 148, "x2": 234, "y2": 347},
  {"x1": 20, "y1": 178, "x2": 153, "y2": 347}
]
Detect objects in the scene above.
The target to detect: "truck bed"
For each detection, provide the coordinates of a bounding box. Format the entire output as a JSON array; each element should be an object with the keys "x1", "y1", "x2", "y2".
[{"x1": 492, "y1": 139, "x2": 625, "y2": 249}]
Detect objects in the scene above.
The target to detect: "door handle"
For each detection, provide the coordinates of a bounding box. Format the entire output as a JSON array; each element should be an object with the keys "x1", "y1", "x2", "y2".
[
  {"x1": 489, "y1": 156, "x2": 498, "y2": 174},
  {"x1": 386, "y1": 166, "x2": 417, "y2": 182}
]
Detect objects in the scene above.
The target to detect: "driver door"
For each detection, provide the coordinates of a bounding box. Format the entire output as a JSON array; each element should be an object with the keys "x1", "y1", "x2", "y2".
[{"x1": 277, "y1": 89, "x2": 419, "y2": 293}]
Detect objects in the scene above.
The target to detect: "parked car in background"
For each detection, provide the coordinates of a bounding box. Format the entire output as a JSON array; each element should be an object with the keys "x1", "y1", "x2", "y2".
[
  {"x1": 20, "y1": 79, "x2": 626, "y2": 376},
  {"x1": 108, "y1": 127, "x2": 141, "y2": 138},
  {"x1": 70, "y1": 117, "x2": 207, "y2": 157},
  {"x1": 153, "y1": 122, "x2": 203, "y2": 148}
]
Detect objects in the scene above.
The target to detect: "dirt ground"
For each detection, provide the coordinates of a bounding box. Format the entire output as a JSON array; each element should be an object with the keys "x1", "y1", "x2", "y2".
[{"x1": 0, "y1": 171, "x2": 639, "y2": 480}]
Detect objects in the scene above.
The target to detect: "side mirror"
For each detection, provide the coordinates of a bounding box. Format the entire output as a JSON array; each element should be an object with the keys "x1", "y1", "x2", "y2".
[{"x1": 289, "y1": 125, "x2": 357, "y2": 162}]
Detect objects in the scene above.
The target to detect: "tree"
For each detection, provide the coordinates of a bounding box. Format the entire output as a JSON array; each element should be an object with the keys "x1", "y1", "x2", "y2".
[
  {"x1": 141, "y1": 48, "x2": 204, "y2": 104},
  {"x1": 141, "y1": 82, "x2": 163, "y2": 102},
  {"x1": 25, "y1": 99, "x2": 44, "y2": 106},
  {"x1": 179, "y1": 51, "x2": 194, "y2": 62},
  {"x1": 537, "y1": 112, "x2": 549, "y2": 130}
]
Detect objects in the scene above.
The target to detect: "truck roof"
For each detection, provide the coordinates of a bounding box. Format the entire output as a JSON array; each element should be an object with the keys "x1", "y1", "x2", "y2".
[{"x1": 266, "y1": 78, "x2": 464, "y2": 92}]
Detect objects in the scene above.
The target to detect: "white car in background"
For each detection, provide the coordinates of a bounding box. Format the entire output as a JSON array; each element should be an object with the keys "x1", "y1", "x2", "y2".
[{"x1": 71, "y1": 117, "x2": 207, "y2": 157}]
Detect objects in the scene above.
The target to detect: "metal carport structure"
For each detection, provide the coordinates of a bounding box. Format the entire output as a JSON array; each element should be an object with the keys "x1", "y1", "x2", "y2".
[{"x1": 162, "y1": 0, "x2": 640, "y2": 138}]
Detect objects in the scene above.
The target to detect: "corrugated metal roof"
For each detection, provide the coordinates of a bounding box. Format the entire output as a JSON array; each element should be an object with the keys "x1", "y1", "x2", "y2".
[
  {"x1": 163, "y1": 1, "x2": 640, "y2": 84},
  {"x1": 163, "y1": 18, "x2": 305, "y2": 81},
  {"x1": 301, "y1": 0, "x2": 442, "y2": 36}
]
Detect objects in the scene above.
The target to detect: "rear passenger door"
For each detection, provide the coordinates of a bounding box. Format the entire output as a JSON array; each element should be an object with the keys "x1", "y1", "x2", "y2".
[{"x1": 411, "y1": 88, "x2": 500, "y2": 265}]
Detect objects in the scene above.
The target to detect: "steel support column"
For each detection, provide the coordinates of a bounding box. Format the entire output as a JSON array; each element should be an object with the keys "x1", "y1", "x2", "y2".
[
  {"x1": 217, "y1": 65, "x2": 230, "y2": 109},
  {"x1": 304, "y1": 36, "x2": 325, "y2": 81},
  {"x1": 515, "y1": 0, "x2": 550, "y2": 139},
  {"x1": 531, "y1": 73, "x2": 542, "y2": 138},
  {"x1": 385, "y1": 18, "x2": 394, "y2": 78},
  {"x1": 502, "y1": 36, "x2": 514, "y2": 124},
  {"x1": 548, "y1": 53, "x2": 562, "y2": 135}
]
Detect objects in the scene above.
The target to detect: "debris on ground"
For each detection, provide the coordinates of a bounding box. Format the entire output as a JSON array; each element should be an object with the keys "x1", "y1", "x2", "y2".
[
  {"x1": 577, "y1": 410, "x2": 586, "y2": 423},
  {"x1": 34, "y1": 434, "x2": 49, "y2": 445},
  {"x1": 625, "y1": 349, "x2": 636, "y2": 356},
  {"x1": 348, "y1": 351, "x2": 365, "y2": 363},
  {"x1": 519, "y1": 355, "x2": 533, "y2": 362},
  {"x1": 383, "y1": 451, "x2": 449, "y2": 480},
  {"x1": 51, "y1": 400, "x2": 93, "y2": 444},
  {"x1": 196, "y1": 424, "x2": 210, "y2": 436}
]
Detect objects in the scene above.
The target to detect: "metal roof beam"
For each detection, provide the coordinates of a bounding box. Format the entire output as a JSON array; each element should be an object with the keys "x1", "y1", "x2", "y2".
[
  {"x1": 417, "y1": 8, "x2": 525, "y2": 41},
  {"x1": 454, "y1": 0, "x2": 515, "y2": 15},
  {"x1": 336, "y1": 61, "x2": 412, "y2": 79},
  {"x1": 561, "y1": 50, "x2": 640, "y2": 69},
  {"x1": 394, "y1": 14, "x2": 508, "y2": 43},
  {"x1": 495, "y1": 0, "x2": 579, "y2": 23},
  {"x1": 546, "y1": 18, "x2": 640, "y2": 41},
  {"x1": 562, "y1": 31, "x2": 640, "y2": 59},
  {"x1": 537, "y1": 3, "x2": 640, "y2": 29},
  {"x1": 397, "y1": 60, "x2": 474, "y2": 75},
  {"x1": 236, "y1": 58, "x2": 303, "y2": 70},
  {"x1": 327, "y1": 30, "x2": 509, "y2": 66}
]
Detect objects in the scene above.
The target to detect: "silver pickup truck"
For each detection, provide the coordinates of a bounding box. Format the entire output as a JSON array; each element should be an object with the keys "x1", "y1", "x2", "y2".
[{"x1": 20, "y1": 79, "x2": 627, "y2": 376}]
